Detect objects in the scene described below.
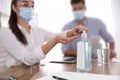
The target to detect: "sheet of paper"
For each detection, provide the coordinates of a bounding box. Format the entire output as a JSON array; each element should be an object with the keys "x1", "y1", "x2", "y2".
[
  {"x1": 112, "y1": 58, "x2": 120, "y2": 62},
  {"x1": 36, "y1": 72, "x2": 120, "y2": 80}
]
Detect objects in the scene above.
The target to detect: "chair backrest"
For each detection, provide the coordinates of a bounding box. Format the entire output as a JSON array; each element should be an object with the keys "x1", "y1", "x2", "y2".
[
  {"x1": 89, "y1": 36, "x2": 101, "y2": 58},
  {"x1": 89, "y1": 36, "x2": 100, "y2": 49},
  {"x1": 0, "y1": 42, "x2": 7, "y2": 68}
]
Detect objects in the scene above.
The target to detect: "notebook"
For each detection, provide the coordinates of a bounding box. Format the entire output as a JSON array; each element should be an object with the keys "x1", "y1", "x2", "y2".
[{"x1": 50, "y1": 57, "x2": 76, "y2": 64}]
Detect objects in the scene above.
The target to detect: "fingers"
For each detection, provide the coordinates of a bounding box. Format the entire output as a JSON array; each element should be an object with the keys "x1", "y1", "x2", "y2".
[
  {"x1": 110, "y1": 51, "x2": 116, "y2": 58},
  {"x1": 56, "y1": 36, "x2": 68, "y2": 44},
  {"x1": 76, "y1": 25, "x2": 88, "y2": 32},
  {"x1": 59, "y1": 38, "x2": 68, "y2": 44},
  {"x1": 59, "y1": 40, "x2": 68, "y2": 44},
  {"x1": 66, "y1": 35, "x2": 80, "y2": 43},
  {"x1": 57, "y1": 35, "x2": 80, "y2": 44},
  {"x1": 72, "y1": 25, "x2": 88, "y2": 36},
  {"x1": 72, "y1": 29, "x2": 78, "y2": 36}
]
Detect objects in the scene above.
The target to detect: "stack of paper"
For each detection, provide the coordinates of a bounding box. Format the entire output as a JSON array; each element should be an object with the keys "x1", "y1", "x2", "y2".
[{"x1": 36, "y1": 72, "x2": 120, "y2": 80}]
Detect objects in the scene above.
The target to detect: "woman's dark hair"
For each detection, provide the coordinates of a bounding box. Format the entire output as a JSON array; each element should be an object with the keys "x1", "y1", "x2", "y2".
[
  {"x1": 71, "y1": 0, "x2": 85, "y2": 5},
  {"x1": 9, "y1": 0, "x2": 28, "y2": 45}
]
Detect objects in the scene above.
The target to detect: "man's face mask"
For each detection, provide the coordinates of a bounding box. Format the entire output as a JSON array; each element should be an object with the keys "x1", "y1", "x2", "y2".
[
  {"x1": 73, "y1": 10, "x2": 85, "y2": 20},
  {"x1": 19, "y1": 8, "x2": 34, "y2": 22}
]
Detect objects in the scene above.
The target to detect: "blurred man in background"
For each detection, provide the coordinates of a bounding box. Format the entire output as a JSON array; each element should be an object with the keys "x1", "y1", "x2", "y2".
[{"x1": 62, "y1": 0, "x2": 116, "y2": 58}]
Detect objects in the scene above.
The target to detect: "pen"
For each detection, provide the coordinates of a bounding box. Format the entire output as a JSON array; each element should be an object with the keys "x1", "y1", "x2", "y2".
[
  {"x1": 9, "y1": 76, "x2": 17, "y2": 80},
  {"x1": 52, "y1": 76, "x2": 68, "y2": 80}
]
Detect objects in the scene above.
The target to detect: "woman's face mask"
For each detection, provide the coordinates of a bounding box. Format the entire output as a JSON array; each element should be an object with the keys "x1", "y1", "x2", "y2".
[
  {"x1": 73, "y1": 10, "x2": 85, "y2": 20},
  {"x1": 19, "y1": 7, "x2": 35, "y2": 22}
]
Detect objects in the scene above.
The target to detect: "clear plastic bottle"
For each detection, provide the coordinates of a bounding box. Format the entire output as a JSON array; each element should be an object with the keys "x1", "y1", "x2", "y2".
[{"x1": 77, "y1": 31, "x2": 92, "y2": 71}]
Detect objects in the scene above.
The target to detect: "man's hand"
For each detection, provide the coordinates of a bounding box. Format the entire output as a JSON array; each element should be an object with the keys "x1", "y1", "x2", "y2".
[
  {"x1": 110, "y1": 50, "x2": 116, "y2": 58},
  {"x1": 109, "y1": 42, "x2": 116, "y2": 58}
]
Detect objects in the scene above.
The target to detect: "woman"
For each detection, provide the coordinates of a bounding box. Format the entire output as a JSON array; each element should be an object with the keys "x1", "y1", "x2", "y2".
[{"x1": 0, "y1": 0, "x2": 87, "y2": 79}]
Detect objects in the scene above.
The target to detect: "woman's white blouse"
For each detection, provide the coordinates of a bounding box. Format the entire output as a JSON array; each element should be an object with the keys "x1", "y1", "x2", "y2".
[{"x1": 0, "y1": 25, "x2": 66, "y2": 67}]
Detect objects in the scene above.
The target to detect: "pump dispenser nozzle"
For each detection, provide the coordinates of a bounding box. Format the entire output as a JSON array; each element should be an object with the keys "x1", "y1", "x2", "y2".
[{"x1": 81, "y1": 31, "x2": 88, "y2": 40}]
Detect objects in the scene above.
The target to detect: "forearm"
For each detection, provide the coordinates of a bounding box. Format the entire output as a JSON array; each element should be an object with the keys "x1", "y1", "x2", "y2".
[
  {"x1": 64, "y1": 49, "x2": 77, "y2": 57},
  {"x1": 109, "y1": 42, "x2": 116, "y2": 58},
  {"x1": 42, "y1": 38, "x2": 58, "y2": 55}
]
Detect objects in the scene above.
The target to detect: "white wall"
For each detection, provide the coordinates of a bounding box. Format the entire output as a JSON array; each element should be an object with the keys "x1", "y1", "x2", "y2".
[
  {"x1": 0, "y1": 1, "x2": 1, "y2": 12},
  {"x1": 0, "y1": 0, "x2": 11, "y2": 27},
  {"x1": 111, "y1": 0, "x2": 120, "y2": 57},
  {"x1": 86, "y1": 0, "x2": 115, "y2": 36},
  {"x1": 0, "y1": 0, "x2": 11, "y2": 15}
]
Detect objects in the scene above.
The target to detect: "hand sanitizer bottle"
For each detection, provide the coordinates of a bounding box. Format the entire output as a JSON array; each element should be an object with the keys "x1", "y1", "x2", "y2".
[{"x1": 77, "y1": 31, "x2": 92, "y2": 71}]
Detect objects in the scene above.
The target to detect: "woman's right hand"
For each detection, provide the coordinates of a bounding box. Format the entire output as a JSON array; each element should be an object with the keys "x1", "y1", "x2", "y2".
[
  {"x1": 55, "y1": 35, "x2": 80, "y2": 44},
  {"x1": 42, "y1": 35, "x2": 80, "y2": 55}
]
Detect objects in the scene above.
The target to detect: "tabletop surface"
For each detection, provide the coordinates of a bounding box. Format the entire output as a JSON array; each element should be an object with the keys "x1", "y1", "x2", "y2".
[{"x1": 30, "y1": 59, "x2": 120, "y2": 80}]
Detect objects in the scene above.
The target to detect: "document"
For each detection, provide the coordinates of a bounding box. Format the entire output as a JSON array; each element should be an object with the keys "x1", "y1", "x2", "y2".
[
  {"x1": 36, "y1": 71, "x2": 120, "y2": 80},
  {"x1": 112, "y1": 58, "x2": 120, "y2": 63}
]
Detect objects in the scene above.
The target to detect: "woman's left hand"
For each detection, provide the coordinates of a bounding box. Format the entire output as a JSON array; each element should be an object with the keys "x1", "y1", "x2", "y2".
[
  {"x1": 56, "y1": 25, "x2": 88, "y2": 44},
  {"x1": 67, "y1": 25, "x2": 88, "y2": 37}
]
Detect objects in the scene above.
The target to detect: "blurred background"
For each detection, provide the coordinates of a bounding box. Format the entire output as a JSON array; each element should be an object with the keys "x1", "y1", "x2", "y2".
[{"x1": 0, "y1": 0, "x2": 120, "y2": 62}]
